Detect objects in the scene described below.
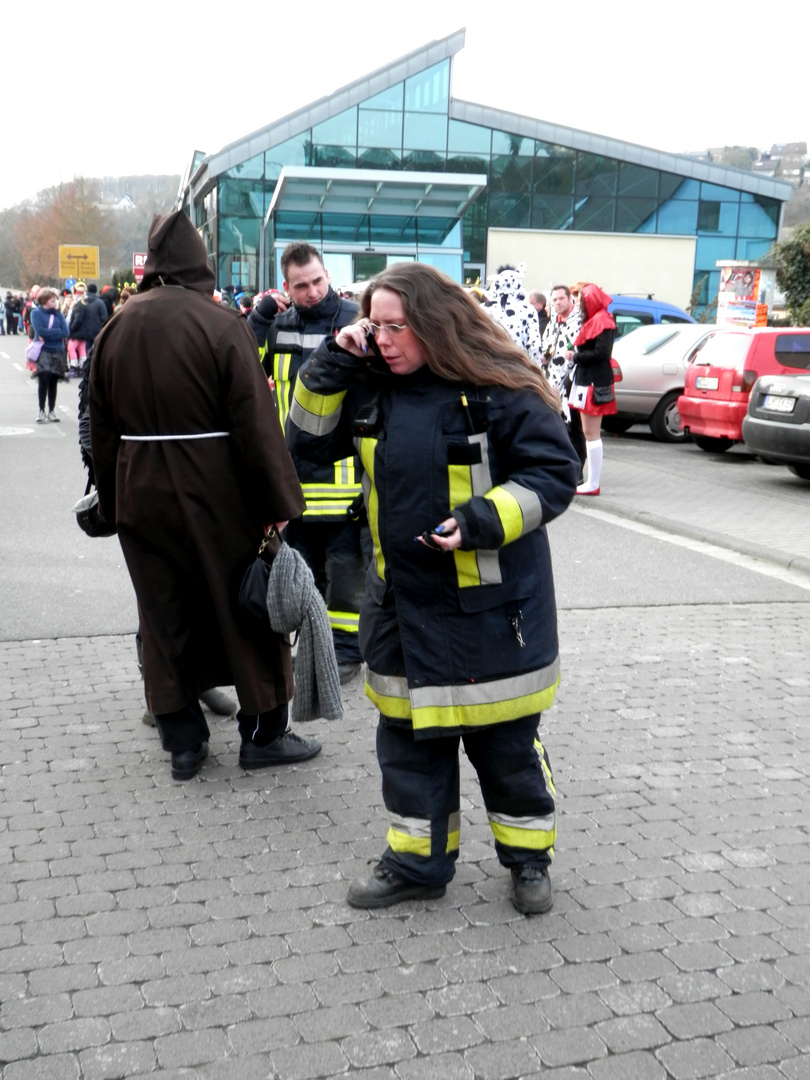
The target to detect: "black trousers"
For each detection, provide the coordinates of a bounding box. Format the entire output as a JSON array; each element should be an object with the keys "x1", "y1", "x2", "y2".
[
  {"x1": 377, "y1": 714, "x2": 557, "y2": 888},
  {"x1": 37, "y1": 372, "x2": 59, "y2": 411},
  {"x1": 154, "y1": 701, "x2": 288, "y2": 753}
]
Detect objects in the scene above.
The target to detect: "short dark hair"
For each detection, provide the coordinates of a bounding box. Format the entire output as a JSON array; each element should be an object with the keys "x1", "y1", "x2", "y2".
[
  {"x1": 37, "y1": 288, "x2": 59, "y2": 306},
  {"x1": 550, "y1": 284, "x2": 570, "y2": 298},
  {"x1": 281, "y1": 242, "x2": 323, "y2": 281},
  {"x1": 529, "y1": 291, "x2": 546, "y2": 305}
]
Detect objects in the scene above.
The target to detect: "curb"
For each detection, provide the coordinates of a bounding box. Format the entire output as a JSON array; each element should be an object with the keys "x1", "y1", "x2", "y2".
[{"x1": 583, "y1": 498, "x2": 810, "y2": 580}]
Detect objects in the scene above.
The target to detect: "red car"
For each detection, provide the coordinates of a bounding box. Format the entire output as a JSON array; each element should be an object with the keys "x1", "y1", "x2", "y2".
[{"x1": 678, "y1": 328, "x2": 810, "y2": 452}]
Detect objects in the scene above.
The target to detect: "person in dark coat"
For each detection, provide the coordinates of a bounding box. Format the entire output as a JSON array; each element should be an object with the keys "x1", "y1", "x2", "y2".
[{"x1": 89, "y1": 210, "x2": 321, "y2": 781}]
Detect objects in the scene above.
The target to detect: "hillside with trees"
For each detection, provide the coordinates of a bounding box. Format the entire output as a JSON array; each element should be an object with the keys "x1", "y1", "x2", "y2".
[{"x1": 0, "y1": 175, "x2": 179, "y2": 288}]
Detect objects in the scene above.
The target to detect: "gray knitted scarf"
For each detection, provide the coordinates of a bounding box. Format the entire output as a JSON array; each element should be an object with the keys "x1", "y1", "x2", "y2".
[{"x1": 265, "y1": 543, "x2": 344, "y2": 725}]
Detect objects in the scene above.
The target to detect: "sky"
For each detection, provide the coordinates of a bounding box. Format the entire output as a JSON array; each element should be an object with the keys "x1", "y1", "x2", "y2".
[{"x1": 2, "y1": 0, "x2": 805, "y2": 211}]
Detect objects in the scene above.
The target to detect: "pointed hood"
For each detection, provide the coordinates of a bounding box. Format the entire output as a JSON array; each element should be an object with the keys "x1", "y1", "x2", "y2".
[
  {"x1": 574, "y1": 283, "x2": 615, "y2": 346},
  {"x1": 139, "y1": 210, "x2": 216, "y2": 294}
]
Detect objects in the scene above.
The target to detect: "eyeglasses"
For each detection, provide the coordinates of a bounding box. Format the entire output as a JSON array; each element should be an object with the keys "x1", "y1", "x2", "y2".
[{"x1": 368, "y1": 322, "x2": 408, "y2": 338}]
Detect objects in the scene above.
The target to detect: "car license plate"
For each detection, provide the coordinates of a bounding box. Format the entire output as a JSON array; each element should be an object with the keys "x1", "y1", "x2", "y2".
[
  {"x1": 762, "y1": 394, "x2": 796, "y2": 413},
  {"x1": 695, "y1": 376, "x2": 718, "y2": 390}
]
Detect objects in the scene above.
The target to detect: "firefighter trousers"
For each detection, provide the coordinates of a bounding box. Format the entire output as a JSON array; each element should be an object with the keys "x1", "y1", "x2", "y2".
[{"x1": 377, "y1": 713, "x2": 556, "y2": 888}]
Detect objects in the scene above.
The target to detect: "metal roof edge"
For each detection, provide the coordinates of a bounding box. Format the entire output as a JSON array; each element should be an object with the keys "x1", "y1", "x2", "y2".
[{"x1": 450, "y1": 100, "x2": 794, "y2": 202}]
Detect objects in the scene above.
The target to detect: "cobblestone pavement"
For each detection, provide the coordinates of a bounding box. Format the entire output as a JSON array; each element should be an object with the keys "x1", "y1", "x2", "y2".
[
  {"x1": 590, "y1": 434, "x2": 810, "y2": 576},
  {"x1": 2, "y1": 599, "x2": 809, "y2": 1079}
]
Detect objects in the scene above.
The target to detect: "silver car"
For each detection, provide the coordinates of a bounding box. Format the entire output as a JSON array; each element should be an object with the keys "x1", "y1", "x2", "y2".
[{"x1": 605, "y1": 323, "x2": 718, "y2": 442}]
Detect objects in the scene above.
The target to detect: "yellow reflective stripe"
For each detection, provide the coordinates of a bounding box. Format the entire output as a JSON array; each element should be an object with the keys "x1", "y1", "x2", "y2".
[
  {"x1": 301, "y1": 484, "x2": 363, "y2": 498},
  {"x1": 359, "y1": 438, "x2": 385, "y2": 581},
  {"x1": 386, "y1": 812, "x2": 432, "y2": 857},
  {"x1": 329, "y1": 610, "x2": 359, "y2": 633},
  {"x1": 448, "y1": 462, "x2": 480, "y2": 588},
  {"x1": 273, "y1": 352, "x2": 293, "y2": 433},
  {"x1": 294, "y1": 381, "x2": 346, "y2": 420},
  {"x1": 366, "y1": 683, "x2": 412, "y2": 720},
  {"x1": 534, "y1": 738, "x2": 557, "y2": 796},
  {"x1": 412, "y1": 678, "x2": 560, "y2": 731},
  {"x1": 446, "y1": 810, "x2": 461, "y2": 853},
  {"x1": 486, "y1": 486, "x2": 525, "y2": 545},
  {"x1": 489, "y1": 818, "x2": 557, "y2": 851},
  {"x1": 303, "y1": 502, "x2": 357, "y2": 516}
]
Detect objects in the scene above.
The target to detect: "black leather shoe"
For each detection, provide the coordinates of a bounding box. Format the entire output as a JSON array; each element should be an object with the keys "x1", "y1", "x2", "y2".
[
  {"x1": 171, "y1": 742, "x2": 208, "y2": 781},
  {"x1": 200, "y1": 688, "x2": 236, "y2": 716},
  {"x1": 347, "y1": 862, "x2": 446, "y2": 909},
  {"x1": 511, "y1": 866, "x2": 553, "y2": 914},
  {"x1": 239, "y1": 730, "x2": 321, "y2": 769}
]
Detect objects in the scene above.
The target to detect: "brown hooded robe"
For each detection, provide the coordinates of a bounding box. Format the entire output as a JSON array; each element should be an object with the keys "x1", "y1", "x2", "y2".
[{"x1": 89, "y1": 211, "x2": 305, "y2": 714}]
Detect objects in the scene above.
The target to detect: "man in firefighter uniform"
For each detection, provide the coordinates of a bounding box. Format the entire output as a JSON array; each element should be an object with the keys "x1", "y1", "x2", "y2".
[
  {"x1": 286, "y1": 263, "x2": 579, "y2": 914},
  {"x1": 249, "y1": 243, "x2": 364, "y2": 682}
]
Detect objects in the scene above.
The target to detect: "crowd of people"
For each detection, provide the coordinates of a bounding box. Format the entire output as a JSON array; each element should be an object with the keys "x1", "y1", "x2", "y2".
[{"x1": 13, "y1": 225, "x2": 620, "y2": 916}]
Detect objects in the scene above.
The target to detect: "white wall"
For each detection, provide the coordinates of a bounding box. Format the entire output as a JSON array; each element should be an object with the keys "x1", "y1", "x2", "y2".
[{"x1": 486, "y1": 229, "x2": 698, "y2": 310}]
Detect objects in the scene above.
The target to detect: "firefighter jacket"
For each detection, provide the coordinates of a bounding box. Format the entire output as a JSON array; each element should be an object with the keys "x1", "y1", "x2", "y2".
[
  {"x1": 258, "y1": 288, "x2": 361, "y2": 521},
  {"x1": 287, "y1": 338, "x2": 580, "y2": 739}
]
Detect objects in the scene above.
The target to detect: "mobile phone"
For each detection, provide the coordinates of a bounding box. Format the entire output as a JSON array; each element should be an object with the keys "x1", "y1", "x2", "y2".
[
  {"x1": 365, "y1": 328, "x2": 384, "y2": 361},
  {"x1": 418, "y1": 529, "x2": 443, "y2": 550}
]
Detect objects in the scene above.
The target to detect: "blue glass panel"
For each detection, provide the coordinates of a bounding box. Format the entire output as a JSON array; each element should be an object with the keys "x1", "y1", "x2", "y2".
[
  {"x1": 218, "y1": 215, "x2": 260, "y2": 252},
  {"x1": 616, "y1": 198, "x2": 658, "y2": 232},
  {"x1": 358, "y1": 109, "x2": 402, "y2": 149},
  {"x1": 403, "y1": 112, "x2": 447, "y2": 152},
  {"x1": 667, "y1": 178, "x2": 700, "y2": 200},
  {"x1": 488, "y1": 193, "x2": 531, "y2": 229},
  {"x1": 695, "y1": 237, "x2": 736, "y2": 269},
  {"x1": 312, "y1": 144, "x2": 356, "y2": 168},
  {"x1": 404, "y1": 60, "x2": 449, "y2": 114},
  {"x1": 491, "y1": 153, "x2": 533, "y2": 193},
  {"x1": 320, "y1": 213, "x2": 369, "y2": 244},
  {"x1": 224, "y1": 152, "x2": 264, "y2": 180},
  {"x1": 218, "y1": 178, "x2": 264, "y2": 217},
  {"x1": 417, "y1": 218, "x2": 462, "y2": 246},
  {"x1": 576, "y1": 153, "x2": 618, "y2": 197},
  {"x1": 701, "y1": 182, "x2": 740, "y2": 201},
  {"x1": 448, "y1": 120, "x2": 491, "y2": 154},
  {"x1": 275, "y1": 211, "x2": 321, "y2": 241},
  {"x1": 446, "y1": 151, "x2": 488, "y2": 175},
  {"x1": 266, "y1": 135, "x2": 310, "y2": 179},
  {"x1": 738, "y1": 199, "x2": 779, "y2": 238},
  {"x1": 218, "y1": 253, "x2": 257, "y2": 292},
  {"x1": 691, "y1": 270, "x2": 720, "y2": 308},
  {"x1": 656, "y1": 198, "x2": 698, "y2": 233},
  {"x1": 491, "y1": 131, "x2": 533, "y2": 156},
  {"x1": 637, "y1": 211, "x2": 657, "y2": 234},
  {"x1": 736, "y1": 238, "x2": 773, "y2": 261},
  {"x1": 698, "y1": 200, "x2": 739, "y2": 236},
  {"x1": 360, "y1": 84, "x2": 404, "y2": 111},
  {"x1": 531, "y1": 194, "x2": 574, "y2": 230},
  {"x1": 534, "y1": 143, "x2": 575, "y2": 196},
  {"x1": 358, "y1": 147, "x2": 402, "y2": 170},
  {"x1": 618, "y1": 163, "x2": 658, "y2": 198},
  {"x1": 417, "y1": 252, "x2": 462, "y2": 282},
  {"x1": 312, "y1": 107, "x2": 357, "y2": 146},
  {"x1": 462, "y1": 198, "x2": 487, "y2": 263},
  {"x1": 573, "y1": 196, "x2": 615, "y2": 231},
  {"x1": 402, "y1": 150, "x2": 445, "y2": 172},
  {"x1": 369, "y1": 216, "x2": 417, "y2": 245}
]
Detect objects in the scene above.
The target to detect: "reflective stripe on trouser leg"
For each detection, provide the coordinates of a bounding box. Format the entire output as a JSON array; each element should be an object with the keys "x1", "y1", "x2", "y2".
[
  {"x1": 462, "y1": 714, "x2": 556, "y2": 869},
  {"x1": 376, "y1": 718, "x2": 461, "y2": 888}
]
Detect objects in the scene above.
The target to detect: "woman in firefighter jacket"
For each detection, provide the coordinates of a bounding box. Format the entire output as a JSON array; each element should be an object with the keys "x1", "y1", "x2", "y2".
[{"x1": 287, "y1": 263, "x2": 580, "y2": 914}]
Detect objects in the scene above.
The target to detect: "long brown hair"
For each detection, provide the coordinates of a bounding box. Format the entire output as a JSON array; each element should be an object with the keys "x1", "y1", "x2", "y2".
[{"x1": 360, "y1": 264, "x2": 559, "y2": 409}]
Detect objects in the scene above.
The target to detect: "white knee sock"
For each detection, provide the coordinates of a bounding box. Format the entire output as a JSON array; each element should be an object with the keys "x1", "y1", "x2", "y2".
[{"x1": 577, "y1": 439, "x2": 603, "y2": 492}]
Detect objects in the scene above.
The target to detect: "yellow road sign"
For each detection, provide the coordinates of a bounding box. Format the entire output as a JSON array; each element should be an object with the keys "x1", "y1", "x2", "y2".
[{"x1": 59, "y1": 245, "x2": 99, "y2": 279}]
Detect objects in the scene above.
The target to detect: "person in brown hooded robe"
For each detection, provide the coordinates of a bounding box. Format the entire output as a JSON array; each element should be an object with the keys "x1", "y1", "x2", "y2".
[{"x1": 89, "y1": 210, "x2": 321, "y2": 780}]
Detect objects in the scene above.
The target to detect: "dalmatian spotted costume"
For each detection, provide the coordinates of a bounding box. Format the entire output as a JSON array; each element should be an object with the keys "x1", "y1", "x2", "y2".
[{"x1": 484, "y1": 264, "x2": 544, "y2": 367}]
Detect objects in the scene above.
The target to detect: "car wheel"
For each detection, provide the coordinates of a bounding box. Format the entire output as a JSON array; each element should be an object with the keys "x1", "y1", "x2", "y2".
[
  {"x1": 788, "y1": 464, "x2": 810, "y2": 480},
  {"x1": 601, "y1": 416, "x2": 635, "y2": 434},
  {"x1": 693, "y1": 435, "x2": 734, "y2": 453},
  {"x1": 649, "y1": 391, "x2": 687, "y2": 443}
]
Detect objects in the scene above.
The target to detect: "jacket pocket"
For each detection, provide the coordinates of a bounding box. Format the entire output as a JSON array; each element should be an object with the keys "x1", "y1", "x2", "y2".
[{"x1": 457, "y1": 573, "x2": 536, "y2": 613}]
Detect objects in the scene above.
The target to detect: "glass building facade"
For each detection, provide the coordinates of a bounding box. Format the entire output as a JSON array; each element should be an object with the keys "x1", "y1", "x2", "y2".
[{"x1": 180, "y1": 33, "x2": 789, "y2": 306}]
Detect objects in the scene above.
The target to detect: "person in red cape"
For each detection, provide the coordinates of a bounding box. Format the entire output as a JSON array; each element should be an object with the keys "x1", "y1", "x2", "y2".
[{"x1": 568, "y1": 284, "x2": 617, "y2": 495}]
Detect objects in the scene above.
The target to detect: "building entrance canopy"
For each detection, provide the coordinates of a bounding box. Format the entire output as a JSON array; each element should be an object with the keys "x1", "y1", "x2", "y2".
[{"x1": 266, "y1": 166, "x2": 487, "y2": 222}]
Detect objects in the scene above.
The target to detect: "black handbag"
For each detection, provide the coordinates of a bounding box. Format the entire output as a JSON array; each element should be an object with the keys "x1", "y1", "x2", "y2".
[
  {"x1": 73, "y1": 479, "x2": 117, "y2": 538},
  {"x1": 238, "y1": 529, "x2": 279, "y2": 622},
  {"x1": 592, "y1": 384, "x2": 615, "y2": 405}
]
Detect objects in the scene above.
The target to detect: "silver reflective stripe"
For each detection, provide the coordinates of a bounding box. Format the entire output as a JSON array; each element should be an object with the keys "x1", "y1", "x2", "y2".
[
  {"x1": 448, "y1": 811, "x2": 461, "y2": 834},
  {"x1": 410, "y1": 656, "x2": 560, "y2": 710},
  {"x1": 366, "y1": 669, "x2": 410, "y2": 700},
  {"x1": 120, "y1": 432, "x2": 229, "y2": 441},
  {"x1": 276, "y1": 331, "x2": 327, "y2": 349},
  {"x1": 289, "y1": 397, "x2": 341, "y2": 436},
  {"x1": 388, "y1": 812, "x2": 432, "y2": 839},
  {"x1": 476, "y1": 548, "x2": 502, "y2": 585},
  {"x1": 469, "y1": 432, "x2": 492, "y2": 496},
  {"x1": 501, "y1": 479, "x2": 543, "y2": 533},
  {"x1": 487, "y1": 810, "x2": 556, "y2": 832}
]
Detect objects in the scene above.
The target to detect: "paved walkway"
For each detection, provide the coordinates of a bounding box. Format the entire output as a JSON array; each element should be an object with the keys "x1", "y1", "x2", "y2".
[
  {"x1": 3, "y1": 599, "x2": 810, "y2": 1079},
  {"x1": 591, "y1": 433, "x2": 810, "y2": 576}
]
